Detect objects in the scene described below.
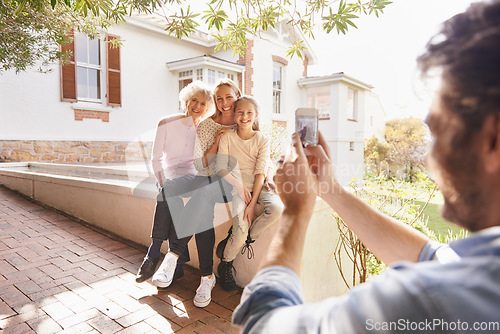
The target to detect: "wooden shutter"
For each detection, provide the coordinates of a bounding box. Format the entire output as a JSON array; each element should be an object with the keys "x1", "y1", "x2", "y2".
[
  {"x1": 60, "y1": 32, "x2": 77, "y2": 102},
  {"x1": 106, "y1": 34, "x2": 121, "y2": 106}
]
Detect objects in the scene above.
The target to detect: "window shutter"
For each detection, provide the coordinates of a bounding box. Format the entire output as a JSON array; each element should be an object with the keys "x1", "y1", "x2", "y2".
[
  {"x1": 60, "y1": 32, "x2": 77, "y2": 102},
  {"x1": 106, "y1": 34, "x2": 121, "y2": 106}
]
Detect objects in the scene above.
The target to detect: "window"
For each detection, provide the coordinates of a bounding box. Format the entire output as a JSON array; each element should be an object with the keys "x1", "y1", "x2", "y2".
[
  {"x1": 272, "y1": 63, "x2": 283, "y2": 114},
  {"x1": 306, "y1": 86, "x2": 330, "y2": 119},
  {"x1": 179, "y1": 70, "x2": 193, "y2": 90},
  {"x1": 75, "y1": 33, "x2": 101, "y2": 101},
  {"x1": 208, "y1": 69, "x2": 216, "y2": 85},
  {"x1": 350, "y1": 142, "x2": 355, "y2": 151},
  {"x1": 196, "y1": 69, "x2": 203, "y2": 81},
  {"x1": 60, "y1": 32, "x2": 121, "y2": 106},
  {"x1": 347, "y1": 88, "x2": 358, "y2": 121}
]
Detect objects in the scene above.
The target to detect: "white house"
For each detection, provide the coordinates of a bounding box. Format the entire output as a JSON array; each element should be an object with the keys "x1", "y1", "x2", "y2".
[
  {"x1": 0, "y1": 13, "x2": 383, "y2": 184},
  {"x1": 298, "y1": 73, "x2": 380, "y2": 185}
]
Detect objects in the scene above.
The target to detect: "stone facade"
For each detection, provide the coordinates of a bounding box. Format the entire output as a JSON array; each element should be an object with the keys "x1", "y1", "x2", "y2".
[{"x1": 0, "y1": 140, "x2": 153, "y2": 164}]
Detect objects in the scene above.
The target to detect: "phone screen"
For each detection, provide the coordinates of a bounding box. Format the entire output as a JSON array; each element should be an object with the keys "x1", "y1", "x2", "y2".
[{"x1": 296, "y1": 109, "x2": 318, "y2": 146}]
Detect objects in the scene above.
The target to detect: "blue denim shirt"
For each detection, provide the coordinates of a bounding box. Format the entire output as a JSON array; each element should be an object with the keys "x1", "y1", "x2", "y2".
[{"x1": 233, "y1": 227, "x2": 500, "y2": 333}]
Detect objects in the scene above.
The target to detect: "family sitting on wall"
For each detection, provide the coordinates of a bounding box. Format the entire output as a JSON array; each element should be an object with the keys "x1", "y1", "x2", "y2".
[{"x1": 134, "y1": 78, "x2": 283, "y2": 308}]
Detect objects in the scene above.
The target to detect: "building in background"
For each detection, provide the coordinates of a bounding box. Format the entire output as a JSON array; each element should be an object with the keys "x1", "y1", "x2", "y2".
[{"x1": 0, "y1": 14, "x2": 384, "y2": 185}]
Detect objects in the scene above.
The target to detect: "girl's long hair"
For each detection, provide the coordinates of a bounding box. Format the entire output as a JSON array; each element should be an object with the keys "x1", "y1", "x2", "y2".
[
  {"x1": 234, "y1": 95, "x2": 260, "y2": 131},
  {"x1": 212, "y1": 78, "x2": 242, "y2": 119}
]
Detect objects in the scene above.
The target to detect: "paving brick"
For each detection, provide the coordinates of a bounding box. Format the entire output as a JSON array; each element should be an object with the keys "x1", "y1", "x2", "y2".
[
  {"x1": 14, "y1": 279, "x2": 42, "y2": 295},
  {"x1": 54, "y1": 290, "x2": 87, "y2": 308},
  {"x1": 0, "y1": 260, "x2": 17, "y2": 275},
  {"x1": 105, "y1": 291, "x2": 147, "y2": 313},
  {"x1": 207, "y1": 318, "x2": 240, "y2": 334},
  {"x1": 117, "y1": 320, "x2": 156, "y2": 333},
  {"x1": 196, "y1": 324, "x2": 227, "y2": 334},
  {"x1": 1, "y1": 321, "x2": 35, "y2": 334},
  {"x1": 57, "y1": 308, "x2": 100, "y2": 329},
  {"x1": 42, "y1": 301, "x2": 75, "y2": 320},
  {"x1": 148, "y1": 301, "x2": 183, "y2": 319},
  {"x1": 144, "y1": 313, "x2": 181, "y2": 333},
  {"x1": 28, "y1": 285, "x2": 68, "y2": 303},
  {"x1": 115, "y1": 305, "x2": 157, "y2": 327},
  {"x1": 0, "y1": 300, "x2": 16, "y2": 320},
  {"x1": 175, "y1": 320, "x2": 206, "y2": 334},
  {"x1": 87, "y1": 312, "x2": 124, "y2": 333},
  {"x1": 59, "y1": 321, "x2": 94, "y2": 333},
  {"x1": 217, "y1": 293, "x2": 242, "y2": 310},
  {"x1": 26, "y1": 315, "x2": 63, "y2": 333},
  {"x1": 96, "y1": 301, "x2": 129, "y2": 320},
  {"x1": 1, "y1": 286, "x2": 31, "y2": 307},
  {"x1": 203, "y1": 302, "x2": 233, "y2": 320}
]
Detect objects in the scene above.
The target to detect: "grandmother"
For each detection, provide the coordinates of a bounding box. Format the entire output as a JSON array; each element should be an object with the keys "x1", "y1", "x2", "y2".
[{"x1": 135, "y1": 81, "x2": 213, "y2": 288}]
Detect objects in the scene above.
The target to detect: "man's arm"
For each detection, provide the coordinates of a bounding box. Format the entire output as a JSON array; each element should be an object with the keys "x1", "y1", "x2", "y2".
[
  {"x1": 260, "y1": 134, "x2": 317, "y2": 273},
  {"x1": 305, "y1": 132, "x2": 429, "y2": 265}
]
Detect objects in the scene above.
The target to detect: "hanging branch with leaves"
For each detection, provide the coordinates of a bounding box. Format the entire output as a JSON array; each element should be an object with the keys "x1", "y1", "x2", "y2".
[{"x1": 1, "y1": 0, "x2": 392, "y2": 72}]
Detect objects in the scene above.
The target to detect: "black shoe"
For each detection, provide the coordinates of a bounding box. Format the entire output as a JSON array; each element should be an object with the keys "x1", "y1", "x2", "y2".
[
  {"x1": 135, "y1": 257, "x2": 159, "y2": 283},
  {"x1": 216, "y1": 226, "x2": 233, "y2": 259},
  {"x1": 217, "y1": 260, "x2": 238, "y2": 291},
  {"x1": 157, "y1": 263, "x2": 184, "y2": 290},
  {"x1": 241, "y1": 235, "x2": 255, "y2": 260}
]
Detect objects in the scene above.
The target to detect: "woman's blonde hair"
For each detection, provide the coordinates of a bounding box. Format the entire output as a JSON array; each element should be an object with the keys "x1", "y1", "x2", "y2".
[
  {"x1": 212, "y1": 78, "x2": 242, "y2": 118},
  {"x1": 179, "y1": 81, "x2": 214, "y2": 115},
  {"x1": 234, "y1": 95, "x2": 260, "y2": 131}
]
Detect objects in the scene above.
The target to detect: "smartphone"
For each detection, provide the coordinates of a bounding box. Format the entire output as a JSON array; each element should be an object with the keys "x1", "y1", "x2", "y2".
[{"x1": 295, "y1": 108, "x2": 319, "y2": 147}]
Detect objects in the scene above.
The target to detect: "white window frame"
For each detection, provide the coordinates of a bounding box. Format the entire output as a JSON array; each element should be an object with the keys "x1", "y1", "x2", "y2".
[
  {"x1": 75, "y1": 33, "x2": 105, "y2": 104},
  {"x1": 177, "y1": 67, "x2": 238, "y2": 90},
  {"x1": 347, "y1": 87, "x2": 358, "y2": 121},
  {"x1": 306, "y1": 86, "x2": 331, "y2": 119},
  {"x1": 272, "y1": 63, "x2": 284, "y2": 114}
]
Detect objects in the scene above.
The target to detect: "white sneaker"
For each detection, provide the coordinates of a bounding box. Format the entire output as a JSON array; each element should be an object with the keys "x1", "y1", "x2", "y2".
[
  {"x1": 193, "y1": 274, "x2": 216, "y2": 308},
  {"x1": 152, "y1": 252, "x2": 178, "y2": 288}
]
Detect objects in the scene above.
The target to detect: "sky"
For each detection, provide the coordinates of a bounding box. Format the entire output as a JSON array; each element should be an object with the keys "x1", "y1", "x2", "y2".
[{"x1": 308, "y1": 0, "x2": 476, "y2": 120}]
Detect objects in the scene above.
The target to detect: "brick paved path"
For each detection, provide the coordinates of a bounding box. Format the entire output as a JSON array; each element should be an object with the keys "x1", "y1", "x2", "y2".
[{"x1": 0, "y1": 186, "x2": 241, "y2": 333}]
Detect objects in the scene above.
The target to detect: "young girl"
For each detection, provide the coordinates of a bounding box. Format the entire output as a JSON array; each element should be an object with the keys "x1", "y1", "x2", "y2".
[{"x1": 216, "y1": 96, "x2": 284, "y2": 291}]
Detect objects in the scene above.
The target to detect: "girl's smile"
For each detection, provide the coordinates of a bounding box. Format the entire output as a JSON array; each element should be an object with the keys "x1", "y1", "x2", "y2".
[{"x1": 235, "y1": 100, "x2": 257, "y2": 130}]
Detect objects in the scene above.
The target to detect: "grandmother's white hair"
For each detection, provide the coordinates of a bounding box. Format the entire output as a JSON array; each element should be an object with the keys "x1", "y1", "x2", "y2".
[{"x1": 179, "y1": 81, "x2": 214, "y2": 114}]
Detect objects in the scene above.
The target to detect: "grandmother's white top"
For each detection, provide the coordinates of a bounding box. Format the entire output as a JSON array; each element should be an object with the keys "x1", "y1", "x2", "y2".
[{"x1": 151, "y1": 114, "x2": 197, "y2": 181}]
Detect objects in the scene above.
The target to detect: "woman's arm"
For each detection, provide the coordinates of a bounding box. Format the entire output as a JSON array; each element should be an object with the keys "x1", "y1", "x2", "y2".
[
  {"x1": 202, "y1": 128, "x2": 231, "y2": 167},
  {"x1": 151, "y1": 118, "x2": 170, "y2": 186}
]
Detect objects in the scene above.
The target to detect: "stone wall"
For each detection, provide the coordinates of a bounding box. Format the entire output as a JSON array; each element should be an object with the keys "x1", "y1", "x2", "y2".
[{"x1": 0, "y1": 140, "x2": 152, "y2": 163}]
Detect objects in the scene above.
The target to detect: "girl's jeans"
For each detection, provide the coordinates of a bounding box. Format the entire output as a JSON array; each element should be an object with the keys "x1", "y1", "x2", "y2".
[{"x1": 223, "y1": 189, "x2": 284, "y2": 262}]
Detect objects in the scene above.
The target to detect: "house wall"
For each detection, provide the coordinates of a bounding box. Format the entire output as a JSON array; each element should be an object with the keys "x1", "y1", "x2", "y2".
[
  {"x1": 0, "y1": 21, "x2": 209, "y2": 162},
  {"x1": 251, "y1": 37, "x2": 305, "y2": 131},
  {"x1": 364, "y1": 91, "x2": 386, "y2": 140},
  {"x1": 315, "y1": 82, "x2": 365, "y2": 185}
]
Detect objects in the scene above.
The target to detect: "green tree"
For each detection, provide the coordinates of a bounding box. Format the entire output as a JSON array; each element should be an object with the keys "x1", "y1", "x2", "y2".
[
  {"x1": 385, "y1": 117, "x2": 430, "y2": 181},
  {"x1": 365, "y1": 117, "x2": 430, "y2": 181},
  {"x1": 1, "y1": 0, "x2": 392, "y2": 73},
  {"x1": 364, "y1": 135, "x2": 390, "y2": 176}
]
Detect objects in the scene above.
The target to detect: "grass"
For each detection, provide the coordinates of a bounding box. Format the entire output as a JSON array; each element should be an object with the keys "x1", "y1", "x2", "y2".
[{"x1": 413, "y1": 193, "x2": 465, "y2": 239}]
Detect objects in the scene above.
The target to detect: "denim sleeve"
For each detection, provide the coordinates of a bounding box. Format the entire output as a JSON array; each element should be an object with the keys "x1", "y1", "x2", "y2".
[
  {"x1": 419, "y1": 241, "x2": 460, "y2": 263},
  {"x1": 232, "y1": 266, "x2": 304, "y2": 334},
  {"x1": 232, "y1": 264, "x2": 442, "y2": 334}
]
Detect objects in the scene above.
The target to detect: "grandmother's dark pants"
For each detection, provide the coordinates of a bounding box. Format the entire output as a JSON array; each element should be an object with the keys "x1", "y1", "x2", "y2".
[
  {"x1": 150, "y1": 175, "x2": 197, "y2": 264},
  {"x1": 163, "y1": 175, "x2": 234, "y2": 276}
]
